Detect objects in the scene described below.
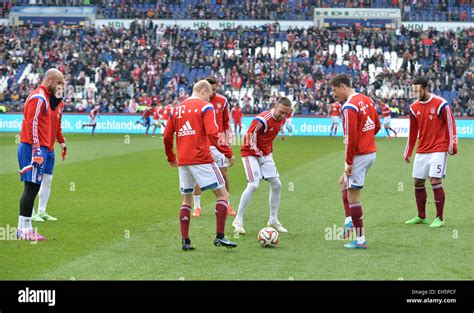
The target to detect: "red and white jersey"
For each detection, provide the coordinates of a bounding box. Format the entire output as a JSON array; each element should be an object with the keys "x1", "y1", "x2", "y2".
[
  {"x1": 48, "y1": 100, "x2": 65, "y2": 151},
  {"x1": 152, "y1": 107, "x2": 160, "y2": 120},
  {"x1": 161, "y1": 104, "x2": 172, "y2": 120},
  {"x1": 90, "y1": 107, "x2": 100, "y2": 118},
  {"x1": 241, "y1": 109, "x2": 287, "y2": 157},
  {"x1": 210, "y1": 93, "x2": 230, "y2": 133},
  {"x1": 20, "y1": 86, "x2": 51, "y2": 148},
  {"x1": 404, "y1": 94, "x2": 457, "y2": 159},
  {"x1": 381, "y1": 103, "x2": 391, "y2": 118},
  {"x1": 163, "y1": 96, "x2": 233, "y2": 166},
  {"x1": 231, "y1": 106, "x2": 243, "y2": 123},
  {"x1": 329, "y1": 102, "x2": 342, "y2": 117},
  {"x1": 342, "y1": 93, "x2": 381, "y2": 165}
]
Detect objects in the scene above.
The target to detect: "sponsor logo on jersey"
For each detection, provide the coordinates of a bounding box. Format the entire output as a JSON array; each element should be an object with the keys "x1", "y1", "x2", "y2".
[
  {"x1": 362, "y1": 116, "x2": 376, "y2": 132},
  {"x1": 178, "y1": 121, "x2": 196, "y2": 137}
]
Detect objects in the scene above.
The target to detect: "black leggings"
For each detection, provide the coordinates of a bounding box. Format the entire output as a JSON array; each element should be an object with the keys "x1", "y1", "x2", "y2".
[{"x1": 19, "y1": 182, "x2": 41, "y2": 217}]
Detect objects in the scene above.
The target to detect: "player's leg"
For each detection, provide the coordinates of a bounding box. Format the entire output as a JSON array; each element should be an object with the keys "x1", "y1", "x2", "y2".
[
  {"x1": 329, "y1": 121, "x2": 334, "y2": 136},
  {"x1": 428, "y1": 152, "x2": 448, "y2": 227},
  {"x1": 384, "y1": 124, "x2": 390, "y2": 138},
  {"x1": 405, "y1": 153, "x2": 430, "y2": 225},
  {"x1": 145, "y1": 118, "x2": 151, "y2": 135},
  {"x1": 233, "y1": 156, "x2": 261, "y2": 234},
  {"x1": 261, "y1": 154, "x2": 287, "y2": 233},
  {"x1": 178, "y1": 166, "x2": 195, "y2": 251},
  {"x1": 343, "y1": 153, "x2": 376, "y2": 249},
  {"x1": 338, "y1": 175, "x2": 353, "y2": 239},
  {"x1": 192, "y1": 184, "x2": 202, "y2": 217},
  {"x1": 192, "y1": 163, "x2": 237, "y2": 248},
  {"x1": 333, "y1": 121, "x2": 338, "y2": 136},
  {"x1": 17, "y1": 143, "x2": 47, "y2": 240},
  {"x1": 35, "y1": 150, "x2": 57, "y2": 221},
  {"x1": 220, "y1": 165, "x2": 236, "y2": 216}
]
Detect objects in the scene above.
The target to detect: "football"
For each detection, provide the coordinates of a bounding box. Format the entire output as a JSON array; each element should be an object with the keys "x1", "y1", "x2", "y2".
[{"x1": 258, "y1": 227, "x2": 279, "y2": 247}]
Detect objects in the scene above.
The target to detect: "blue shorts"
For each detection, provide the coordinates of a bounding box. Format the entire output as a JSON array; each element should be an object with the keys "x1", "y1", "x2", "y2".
[
  {"x1": 143, "y1": 117, "x2": 150, "y2": 127},
  {"x1": 18, "y1": 143, "x2": 49, "y2": 185},
  {"x1": 44, "y1": 149, "x2": 55, "y2": 175}
]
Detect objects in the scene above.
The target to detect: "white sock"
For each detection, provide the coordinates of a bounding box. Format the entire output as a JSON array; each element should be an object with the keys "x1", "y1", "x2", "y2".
[
  {"x1": 357, "y1": 235, "x2": 366, "y2": 244},
  {"x1": 344, "y1": 216, "x2": 353, "y2": 225},
  {"x1": 18, "y1": 216, "x2": 32, "y2": 230},
  {"x1": 236, "y1": 182, "x2": 259, "y2": 223},
  {"x1": 193, "y1": 195, "x2": 201, "y2": 209},
  {"x1": 268, "y1": 177, "x2": 281, "y2": 223},
  {"x1": 38, "y1": 174, "x2": 53, "y2": 214}
]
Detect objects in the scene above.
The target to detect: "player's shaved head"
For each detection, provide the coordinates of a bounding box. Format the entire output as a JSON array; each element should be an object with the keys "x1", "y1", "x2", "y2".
[
  {"x1": 192, "y1": 80, "x2": 213, "y2": 101},
  {"x1": 42, "y1": 68, "x2": 65, "y2": 94}
]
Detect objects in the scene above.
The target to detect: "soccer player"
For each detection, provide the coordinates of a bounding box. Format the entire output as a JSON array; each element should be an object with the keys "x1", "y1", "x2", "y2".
[
  {"x1": 381, "y1": 101, "x2": 397, "y2": 139},
  {"x1": 136, "y1": 105, "x2": 154, "y2": 136},
  {"x1": 328, "y1": 101, "x2": 342, "y2": 137},
  {"x1": 192, "y1": 76, "x2": 236, "y2": 217},
  {"x1": 231, "y1": 102, "x2": 243, "y2": 136},
  {"x1": 82, "y1": 104, "x2": 100, "y2": 135},
  {"x1": 232, "y1": 97, "x2": 293, "y2": 234},
  {"x1": 32, "y1": 86, "x2": 67, "y2": 223},
  {"x1": 404, "y1": 77, "x2": 457, "y2": 228},
  {"x1": 331, "y1": 73, "x2": 380, "y2": 249},
  {"x1": 160, "y1": 103, "x2": 172, "y2": 135},
  {"x1": 151, "y1": 104, "x2": 161, "y2": 137},
  {"x1": 16, "y1": 68, "x2": 64, "y2": 241},
  {"x1": 163, "y1": 80, "x2": 237, "y2": 251}
]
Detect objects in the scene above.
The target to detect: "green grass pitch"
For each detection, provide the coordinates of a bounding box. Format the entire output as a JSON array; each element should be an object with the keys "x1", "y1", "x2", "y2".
[{"x1": 0, "y1": 132, "x2": 473, "y2": 280}]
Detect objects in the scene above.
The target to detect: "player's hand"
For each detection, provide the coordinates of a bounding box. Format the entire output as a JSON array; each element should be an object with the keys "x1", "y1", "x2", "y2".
[
  {"x1": 281, "y1": 135, "x2": 285, "y2": 141},
  {"x1": 227, "y1": 155, "x2": 235, "y2": 167},
  {"x1": 31, "y1": 146, "x2": 44, "y2": 168},
  {"x1": 448, "y1": 146, "x2": 457, "y2": 155},
  {"x1": 168, "y1": 160, "x2": 178, "y2": 168},
  {"x1": 61, "y1": 143, "x2": 67, "y2": 161},
  {"x1": 339, "y1": 174, "x2": 346, "y2": 186},
  {"x1": 405, "y1": 157, "x2": 410, "y2": 163},
  {"x1": 344, "y1": 163, "x2": 353, "y2": 176}
]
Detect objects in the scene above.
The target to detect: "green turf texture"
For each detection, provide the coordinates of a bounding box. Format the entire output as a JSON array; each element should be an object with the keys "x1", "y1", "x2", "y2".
[{"x1": 0, "y1": 132, "x2": 473, "y2": 280}]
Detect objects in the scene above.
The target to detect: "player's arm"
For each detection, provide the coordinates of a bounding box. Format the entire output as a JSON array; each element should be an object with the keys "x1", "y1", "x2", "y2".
[
  {"x1": 29, "y1": 96, "x2": 47, "y2": 167},
  {"x1": 439, "y1": 102, "x2": 457, "y2": 155},
  {"x1": 342, "y1": 104, "x2": 358, "y2": 166},
  {"x1": 404, "y1": 107, "x2": 418, "y2": 162},
  {"x1": 374, "y1": 109, "x2": 381, "y2": 135},
  {"x1": 203, "y1": 104, "x2": 233, "y2": 159},
  {"x1": 222, "y1": 99, "x2": 232, "y2": 145},
  {"x1": 56, "y1": 102, "x2": 67, "y2": 160},
  {"x1": 163, "y1": 110, "x2": 177, "y2": 166},
  {"x1": 246, "y1": 118, "x2": 265, "y2": 156}
]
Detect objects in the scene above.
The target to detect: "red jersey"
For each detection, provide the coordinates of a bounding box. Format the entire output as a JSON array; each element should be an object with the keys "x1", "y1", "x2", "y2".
[
  {"x1": 20, "y1": 86, "x2": 51, "y2": 148},
  {"x1": 163, "y1": 97, "x2": 233, "y2": 166},
  {"x1": 152, "y1": 107, "x2": 159, "y2": 120},
  {"x1": 381, "y1": 104, "x2": 391, "y2": 117},
  {"x1": 210, "y1": 93, "x2": 230, "y2": 133},
  {"x1": 161, "y1": 105, "x2": 172, "y2": 120},
  {"x1": 404, "y1": 94, "x2": 457, "y2": 159},
  {"x1": 342, "y1": 93, "x2": 381, "y2": 165},
  {"x1": 90, "y1": 107, "x2": 100, "y2": 118},
  {"x1": 48, "y1": 101, "x2": 65, "y2": 151},
  {"x1": 329, "y1": 102, "x2": 342, "y2": 117},
  {"x1": 231, "y1": 106, "x2": 243, "y2": 123},
  {"x1": 241, "y1": 109, "x2": 287, "y2": 157},
  {"x1": 142, "y1": 107, "x2": 153, "y2": 118}
]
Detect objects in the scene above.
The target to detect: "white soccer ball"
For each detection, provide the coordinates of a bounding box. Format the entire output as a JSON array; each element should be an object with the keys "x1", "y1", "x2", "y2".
[{"x1": 258, "y1": 227, "x2": 279, "y2": 247}]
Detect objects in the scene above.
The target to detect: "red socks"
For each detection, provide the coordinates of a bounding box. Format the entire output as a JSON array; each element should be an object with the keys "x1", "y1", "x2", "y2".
[
  {"x1": 349, "y1": 202, "x2": 364, "y2": 237},
  {"x1": 432, "y1": 183, "x2": 445, "y2": 221},
  {"x1": 341, "y1": 189, "x2": 351, "y2": 217},
  {"x1": 215, "y1": 200, "x2": 228, "y2": 236},
  {"x1": 179, "y1": 205, "x2": 191, "y2": 240},
  {"x1": 414, "y1": 186, "x2": 427, "y2": 219}
]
